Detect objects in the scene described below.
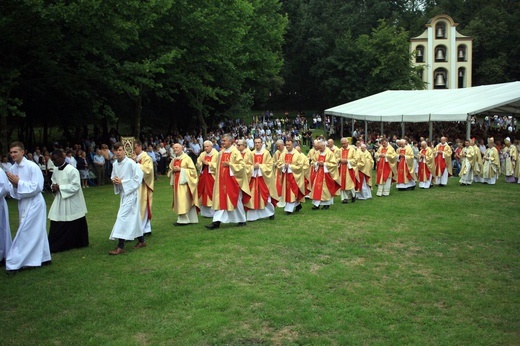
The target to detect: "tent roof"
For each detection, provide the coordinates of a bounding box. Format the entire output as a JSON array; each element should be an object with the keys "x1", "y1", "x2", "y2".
[{"x1": 324, "y1": 81, "x2": 520, "y2": 122}]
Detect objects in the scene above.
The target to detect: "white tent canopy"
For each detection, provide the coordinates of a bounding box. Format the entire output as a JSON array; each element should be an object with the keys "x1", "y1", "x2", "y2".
[{"x1": 324, "y1": 81, "x2": 520, "y2": 123}]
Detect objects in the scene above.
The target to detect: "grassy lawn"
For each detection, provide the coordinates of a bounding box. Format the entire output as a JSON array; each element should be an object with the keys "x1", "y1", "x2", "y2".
[{"x1": 1, "y1": 175, "x2": 519, "y2": 345}]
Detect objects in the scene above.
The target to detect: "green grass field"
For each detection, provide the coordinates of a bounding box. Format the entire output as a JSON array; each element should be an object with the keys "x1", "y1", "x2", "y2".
[{"x1": 1, "y1": 175, "x2": 519, "y2": 345}]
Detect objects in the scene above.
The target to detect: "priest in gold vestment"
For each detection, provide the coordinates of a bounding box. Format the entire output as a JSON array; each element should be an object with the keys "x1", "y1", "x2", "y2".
[
  {"x1": 133, "y1": 140, "x2": 154, "y2": 235},
  {"x1": 169, "y1": 143, "x2": 199, "y2": 226},
  {"x1": 502, "y1": 137, "x2": 517, "y2": 183},
  {"x1": 356, "y1": 144, "x2": 374, "y2": 200},
  {"x1": 481, "y1": 138, "x2": 500, "y2": 185},
  {"x1": 336, "y1": 137, "x2": 358, "y2": 203},
  {"x1": 459, "y1": 140, "x2": 475, "y2": 186}
]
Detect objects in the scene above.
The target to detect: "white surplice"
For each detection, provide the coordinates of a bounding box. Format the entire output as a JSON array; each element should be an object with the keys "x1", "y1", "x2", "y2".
[
  {"x1": 0, "y1": 169, "x2": 12, "y2": 261},
  {"x1": 109, "y1": 157, "x2": 144, "y2": 240},
  {"x1": 7, "y1": 157, "x2": 51, "y2": 270},
  {"x1": 48, "y1": 164, "x2": 87, "y2": 221}
]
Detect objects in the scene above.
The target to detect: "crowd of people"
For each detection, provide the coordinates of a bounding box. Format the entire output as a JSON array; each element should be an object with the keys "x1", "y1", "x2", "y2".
[{"x1": 1, "y1": 113, "x2": 519, "y2": 272}]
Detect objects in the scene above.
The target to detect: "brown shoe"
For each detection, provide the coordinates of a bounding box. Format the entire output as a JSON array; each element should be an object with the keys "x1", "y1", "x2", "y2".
[
  {"x1": 134, "y1": 242, "x2": 147, "y2": 249},
  {"x1": 108, "y1": 248, "x2": 125, "y2": 255}
]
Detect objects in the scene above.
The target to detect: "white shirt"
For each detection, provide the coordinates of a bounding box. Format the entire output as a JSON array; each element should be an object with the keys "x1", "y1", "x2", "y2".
[{"x1": 48, "y1": 163, "x2": 87, "y2": 221}]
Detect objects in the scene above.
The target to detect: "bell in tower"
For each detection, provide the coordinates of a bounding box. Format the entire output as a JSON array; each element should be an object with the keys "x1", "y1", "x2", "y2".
[
  {"x1": 436, "y1": 26, "x2": 444, "y2": 38},
  {"x1": 458, "y1": 49, "x2": 465, "y2": 61},
  {"x1": 434, "y1": 73, "x2": 446, "y2": 88},
  {"x1": 435, "y1": 48, "x2": 445, "y2": 61}
]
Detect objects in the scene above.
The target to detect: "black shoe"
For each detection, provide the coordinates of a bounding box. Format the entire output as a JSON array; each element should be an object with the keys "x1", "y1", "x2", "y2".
[
  {"x1": 352, "y1": 196, "x2": 356, "y2": 203},
  {"x1": 342, "y1": 199, "x2": 348, "y2": 204},
  {"x1": 285, "y1": 211, "x2": 292, "y2": 215},
  {"x1": 269, "y1": 215, "x2": 275, "y2": 220},
  {"x1": 205, "y1": 222, "x2": 221, "y2": 230},
  {"x1": 295, "y1": 204, "x2": 302, "y2": 212},
  {"x1": 174, "y1": 222, "x2": 188, "y2": 226},
  {"x1": 322, "y1": 205, "x2": 330, "y2": 210},
  {"x1": 237, "y1": 222, "x2": 246, "y2": 227},
  {"x1": 312, "y1": 205, "x2": 320, "y2": 210}
]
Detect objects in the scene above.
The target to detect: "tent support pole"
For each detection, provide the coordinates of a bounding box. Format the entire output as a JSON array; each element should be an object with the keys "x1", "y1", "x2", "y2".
[
  {"x1": 429, "y1": 122, "x2": 433, "y2": 142},
  {"x1": 365, "y1": 121, "x2": 368, "y2": 141},
  {"x1": 380, "y1": 121, "x2": 383, "y2": 136},
  {"x1": 340, "y1": 118, "x2": 344, "y2": 138},
  {"x1": 351, "y1": 119, "x2": 355, "y2": 136},
  {"x1": 401, "y1": 122, "x2": 405, "y2": 138},
  {"x1": 466, "y1": 115, "x2": 471, "y2": 140}
]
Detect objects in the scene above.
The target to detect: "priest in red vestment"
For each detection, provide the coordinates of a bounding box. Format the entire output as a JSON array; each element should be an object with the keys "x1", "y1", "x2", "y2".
[
  {"x1": 395, "y1": 139, "x2": 417, "y2": 191},
  {"x1": 246, "y1": 138, "x2": 278, "y2": 221},
  {"x1": 205, "y1": 134, "x2": 251, "y2": 229},
  {"x1": 309, "y1": 140, "x2": 340, "y2": 210},
  {"x1": 374, "y1": 138, "x2": 397, "y2": 196},
  {"x1": 196, "y1": 141, "x2": 218, "y2": 218},
  {"x1": 433, "y1": 136, "x2": 452, "y2": 186},
  {"x1": 336, "y1": 137, "x2": 358, "y2": 203},
  {"x1": 276, "y1": 139, "x2": 306, "y2": 214}
]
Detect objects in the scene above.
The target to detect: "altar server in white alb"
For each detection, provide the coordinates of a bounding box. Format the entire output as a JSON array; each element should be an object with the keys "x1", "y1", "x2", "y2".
[
  {"x1": 108, "y1": 142, "x2": 145, "y2": 255},
  {"x1": 0, "y1": 169, "x2": 13, "y2": 265},
  {"x1": 48, "y1": 150, "x2": 89, "y2": 253},
  {"x1": 5, "y1": 141, "x2": 51, "y2": 271}
]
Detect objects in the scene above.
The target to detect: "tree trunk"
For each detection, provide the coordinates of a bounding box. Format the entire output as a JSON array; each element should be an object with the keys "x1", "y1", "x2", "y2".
[
  {"x1": 194, "y1": 92, "x2": 207, "y2": 139},
  {"x1": 133, "y1": 92, "x2": 142, "y2": 139}
]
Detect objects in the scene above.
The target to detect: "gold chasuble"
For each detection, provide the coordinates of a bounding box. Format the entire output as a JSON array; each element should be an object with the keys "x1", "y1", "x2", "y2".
[
  {"x1": 503, "y1": 144, "x2": 517, "y2": 177},
  {"x1": 458, "y1": 146, "x2": 474, "y2": 177},
  {"x1": 196, "y1": 149, "x2": 218, "y2": 208},
  {"x1": 471, "y1": 144, "x2": 483, "y2": 176},
  {"x1": 417, "y1": 147, "x2": 435, "y2": 182},
  {"x1": 210, "y1": 146, "x2": 251, "y2": 211},
  {"x1": 241, "y1": 148, "x2": 254, "y2": 184},
  {"x1": 274, "y1": 148, "x2": 287, "y2": 197},
  {"x1": 277, "y1": 150, "x2": 307, "y2": 203},
  {"x1": 482, "y1": 147, "x2": 500, "y2": 178},
  {"x1": 356, "y1": 149, "x2": 374, "y2": 187},
  {"x1": 434, "y1": 143, "x2": 453, "y2": 176},
  {"x1": 310, "y1": 149, "x2": 341, "y2": 201},
  {"x1": 248, "y1": 149, "x2": 279, "y2": 209},
  {"x1": 396, "y1": 146, "x2": 417, "y2": 184},
  {"x1": 169, "y1": 153, "x2": 198, "y2": 215},
  {"x1": 336, "y1": 146, "x2": 358, "y2": 191},
  {"x1": 375, "y1": 145, "x2": 397, "y2": 184},
  {"x1": 137, "y1": 152, "x2": 154, "y2": 222}
]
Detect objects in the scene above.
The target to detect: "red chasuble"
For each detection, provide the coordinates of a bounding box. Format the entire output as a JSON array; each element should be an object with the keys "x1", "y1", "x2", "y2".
[
  {"x1": 376, "y1": 148, "x2": 392, "y2": 184},
  {"x1": 418, "y1": 149, "x2": 431, "y2": 182},
  {"x1": 249, "y1": 154, "x2": 274, "y2": 209},
  {"x1": 312, "y1": 154, "x2": 340, "y2": 200},
  {"x1": 435, "y1": 145, "x2": 447, "y2": 176},
  {"x1": 198, "y1": 155, "x2": 214, "y2": 206},
  {"x1": 283, "y1": 153, "x2": 303, "y2": 202},
  {"x1": 218, "y1": 152, "x2": 240, "y2": 209},
  {"x1": 396, "y1": 148, "x2": 412, "y2": 183}
]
